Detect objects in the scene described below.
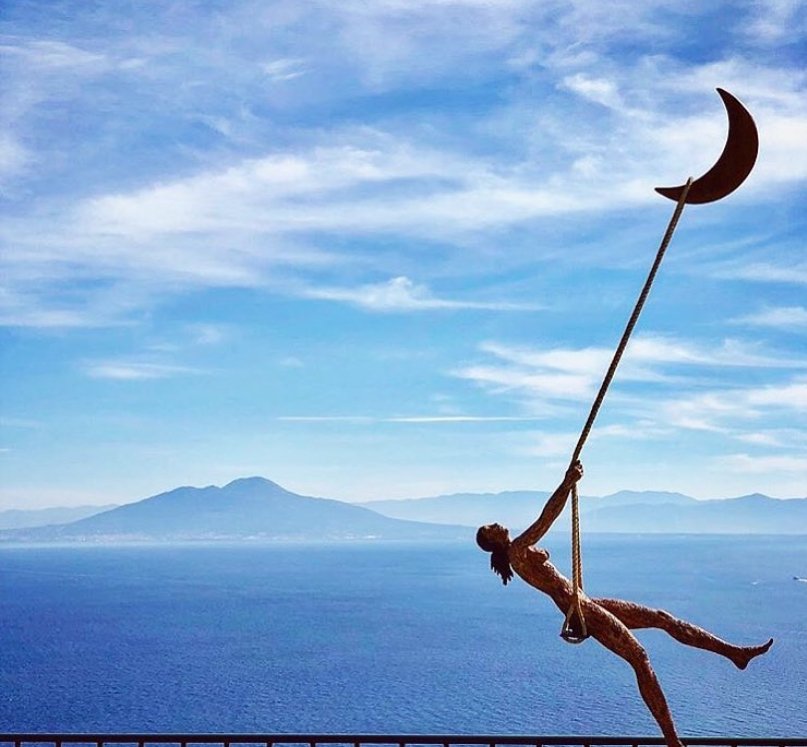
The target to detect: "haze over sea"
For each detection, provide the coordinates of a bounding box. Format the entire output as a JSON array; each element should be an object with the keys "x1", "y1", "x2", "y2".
[{"x1": 2, "y1": 536, "x2": 805, "y2": 736}]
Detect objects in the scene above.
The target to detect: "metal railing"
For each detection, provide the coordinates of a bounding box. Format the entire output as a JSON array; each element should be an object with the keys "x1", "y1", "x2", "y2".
[{"x1": 2, "y1": 735, "x2": 806, "y2": 747}]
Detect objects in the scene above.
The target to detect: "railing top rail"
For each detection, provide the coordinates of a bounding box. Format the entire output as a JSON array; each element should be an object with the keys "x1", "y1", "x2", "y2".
[{"x1": 1, "y1": 736, "x2": 805, "y2": 746}]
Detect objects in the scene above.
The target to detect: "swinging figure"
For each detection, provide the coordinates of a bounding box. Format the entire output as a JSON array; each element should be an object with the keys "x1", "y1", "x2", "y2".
[
  {"x1": 476, "y1": 90, "x2": 774, "y2": 746},
  {"x1": 476, "y1": 460, "x2": 773, "y2": 747}
]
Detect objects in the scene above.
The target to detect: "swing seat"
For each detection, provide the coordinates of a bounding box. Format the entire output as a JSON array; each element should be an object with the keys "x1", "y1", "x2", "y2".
[
  {"x1": 560, "y1": 605, "x2": 590, "y2": 644},
  {"x1": 560, "y1": 626, "x2": 590, "y2": 644}
]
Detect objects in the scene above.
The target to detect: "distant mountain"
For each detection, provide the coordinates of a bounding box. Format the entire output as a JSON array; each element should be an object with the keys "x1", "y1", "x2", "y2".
[
  {"x1": 362, "y1": 489, "x2": 807, "y2": 534},
  {"x1": 359, "y1": 489, "x2": 691, "y2": 529},
  {"x1": 0, "y1": 477, "x2": 467, "y2": 543},
  {"x1": 584, "y1": 493, "x2": 807, "y2": 533},
  {"x1": 4, "y1": 479, "x2": 803, "y2": 542},
  {"x1": 595, "y1": 490, "x2": 696, "y2": 508},
  {"x1": 0, "y1": 504, "x2": 118, "y2": 530},
  {"x1": 359, "y1": 490, "x2": 553, "y2": 530}
]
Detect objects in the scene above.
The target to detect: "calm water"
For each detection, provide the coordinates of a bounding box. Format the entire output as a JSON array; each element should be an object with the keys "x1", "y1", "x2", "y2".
[{"x1": 1, "y1": 536, "x2": 805, "y2": 736}]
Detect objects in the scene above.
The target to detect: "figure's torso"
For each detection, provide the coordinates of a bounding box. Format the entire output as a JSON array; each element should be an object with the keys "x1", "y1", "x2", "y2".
[
  {"x1": 509, "y1": 543, "x2": 638, "y2": 650},
  {"x1": 509, "y1": 544, "x2": 575, "y2": 613}
]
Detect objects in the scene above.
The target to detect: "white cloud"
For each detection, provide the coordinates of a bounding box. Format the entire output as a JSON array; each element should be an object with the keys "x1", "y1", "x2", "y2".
[
  {"x1": 524, "y1": 431, "x2": 578, "y2": 458},
  {"x1": 710, "y1": 261, "x2": 807, "y2": 286},
  {"x1": 1, "y1": 0, "x2": 805, "y2": 507},
  {"x1": 454, "y1": 363, "x2": 596, "y2": 400},
  {"x1": 262, "y1": 58, "x2": 307, "y2": 81},
  {"x1": 3, "y1": 21, "x2": 805, "y2": 329},
  {"x1": 83, "y1": 361, "x2": 203, "y2": 380},
  {"x1": 187, "y1": 323, "x2": 228, "y2": 345},
  {"x1": 458, "y1": 338, "x2": 807, "y2": 441},
  {"x1": 1, "y1": 2, "x2": 804, "y2": 343},
  {"x1": 304, "y1": 276, "x2": 539, "y2": 312},
  {"x1": 745, "y1": 380, "x2": 807, "y2": 409},
  {"x1": 745, "y1": 0, "x2": 806, "y2": 43},
  {"x1": 718, "y1": 452, "x2": 807, "y2": 474},
  {"x1": 734, "y1": 427, "x2": 807, "y2": 448},
  {"x1": 732, "y1": 306, "x2": 807, "y2": 329},
  {"x1": 0, "y1": 40, "x2": 106, "y2": 69},
  {"x1": 658, "y1": 378, "x2": 807, "y2": 436},
  {"x1": 560, "y1": 74, "x2": 624, "y2": 109},
  {"x1": 479, "y1": 341, "x2": 612, "y2": 374},
  {"x1": 632, "y1": 336, "x2": 807, "y2": 369},
  {"x1": 524, "y1": 421, "x2": 671, "y2": 458},
  {"x1": 65, "y1": 134, "x2": 623, "y2": 251},
  {"x1": 735, "y1": 432, "x2": 785, "y2": 447},
  {"x1": 475, "y1": 334, "x2": 805, "y2": 386},
  {"x1": 0, "y1": 305, "x2": 97, "y2": 329},
  {"x1": 277, "y1": 414, "x2": 541, "y2": 424},
  {"x1": 0, "y1": 132, "x2": 30, "y2": 186}
]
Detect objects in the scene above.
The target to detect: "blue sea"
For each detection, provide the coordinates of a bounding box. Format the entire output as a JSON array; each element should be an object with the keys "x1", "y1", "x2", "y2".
[{"x1": 1, "y1": 535, "x2": 806, "y2": 736}]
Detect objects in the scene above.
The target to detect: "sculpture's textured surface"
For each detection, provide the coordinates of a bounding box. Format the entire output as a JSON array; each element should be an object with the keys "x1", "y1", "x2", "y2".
[{"x1": 477, "y1": 464, "x2": 773, "y2": 747}]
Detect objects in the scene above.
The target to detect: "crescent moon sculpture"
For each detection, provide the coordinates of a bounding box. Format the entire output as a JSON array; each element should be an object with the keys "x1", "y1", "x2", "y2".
[{"x1": 656, "y1": 88, "x2": 758, "y2": 204}]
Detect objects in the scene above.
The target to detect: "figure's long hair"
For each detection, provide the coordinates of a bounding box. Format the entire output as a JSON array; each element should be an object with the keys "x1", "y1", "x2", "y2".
[{"x1": 476, "y1": 526, "x2": 514, "y2": 586}]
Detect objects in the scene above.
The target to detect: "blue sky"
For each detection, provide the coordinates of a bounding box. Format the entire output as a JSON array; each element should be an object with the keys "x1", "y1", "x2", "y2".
[{"x1": 1, "y1": 0, "x2": 805, "y2": 509}]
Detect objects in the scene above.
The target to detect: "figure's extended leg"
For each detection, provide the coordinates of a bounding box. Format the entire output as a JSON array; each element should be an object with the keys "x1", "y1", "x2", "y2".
[
  {"x1": 595, "y1": 597, "x2": 773, "y2": 670},
  {"x1": 589, "y1": 607, "x2": 684, "y2": 747}
]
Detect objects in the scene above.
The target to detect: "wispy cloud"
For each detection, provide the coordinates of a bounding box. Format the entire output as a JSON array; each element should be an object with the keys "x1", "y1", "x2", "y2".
[
  {"x1": 3, "y1": 0, "x2": 806, "y2": 504},
  {"x1": 3, "y1": 4, "x2": 806, "y2": 328},
  {"x1": 262, "y1": 58, "x2": 307, "y2": 82},
  {"x1": 0, "y1": 132, "x2": 30, "y2": 186},
  {"x1": 523, "y1": 421, "x2": 671, "y2": 458},
  {"x1": 83, "y1": 360, "x2": 204, "y2": 380},
  {"x1": 456, "y1": 337, "x2": 807, "y2": 433},
  {"x1": 732, "y1": 306, "x2": 807, "y2": 329},
  {"x1": 81, "y1": 324, "x2": 226, "y2": 380},
  {"x1": 712, "y1": 262, "x2": 807, "y2": 286},
  {"x1": 303, "y1": 276, "x2": 540, "y2": 312},
  {"x1": 717, "y1": 453, "x2": 807, "y2": 474},
  {"x1": 0, "y1": 40, "x2": 106, "y2": 68},
  {"x1": 463, "y1": 334, "x2": 806, "y2": 394},
  {"x1": 277, "y1": 414, "x2": 542, "y2": 424},
  {"x1": 734, "y1": 427, "x2": 807, "y2": 448},
  {"x1": 744, "y1": 0, "x2": 807, "y2": 44},
  {"x1": 658, "y1": 378, "x2": 807, "y2": 435},
  {"x1": 187, "y1": 323, "x2": 229, "y2": 345},
  {"x1": 560, "y1": 73, "x2": 625, "y2": 110}
]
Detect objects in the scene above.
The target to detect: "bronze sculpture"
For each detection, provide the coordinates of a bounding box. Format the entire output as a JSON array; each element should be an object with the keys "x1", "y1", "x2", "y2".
[{"x1": 476, "y1": 461, "x2": 774, "y2": 747}]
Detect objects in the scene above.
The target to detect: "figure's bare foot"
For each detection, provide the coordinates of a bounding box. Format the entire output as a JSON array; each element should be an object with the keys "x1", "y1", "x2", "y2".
[{"x1": 732, "y1": 637, "x2": 773, "y2": 670}]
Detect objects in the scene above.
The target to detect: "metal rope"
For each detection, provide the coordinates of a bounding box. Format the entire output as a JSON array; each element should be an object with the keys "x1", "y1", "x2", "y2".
[
  {"x1": 570, "y1": 177, "x2": 693, "y2": 465},
  {"x1": 561, "y1": 177, "x2": 693, "y2": 644}
]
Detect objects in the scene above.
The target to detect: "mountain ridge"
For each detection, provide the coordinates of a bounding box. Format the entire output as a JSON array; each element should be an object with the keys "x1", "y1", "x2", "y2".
[
  {"x1": 2, "y1": 478, "x2": 804, "y2": 541},
  {"x1": 361, "y1": 488, "x2": 806, "y2": 534},
  {"x1": 0, "y1": 477, "x2": 467, "y2": 543},
  {"x1": 0, "y1": 504, "x2": 119, "y2": 530}
]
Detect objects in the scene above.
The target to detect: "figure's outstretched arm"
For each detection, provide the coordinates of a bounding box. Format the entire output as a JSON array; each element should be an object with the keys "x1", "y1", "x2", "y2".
[{"x1": 511, "y1": 461, "x2": 583, "y2": 551}]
